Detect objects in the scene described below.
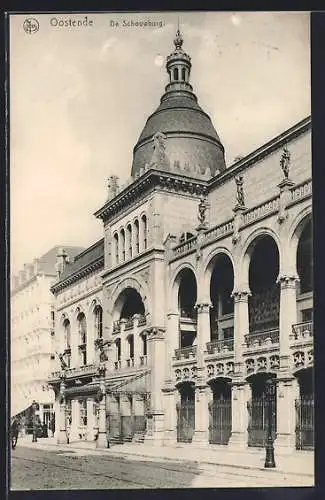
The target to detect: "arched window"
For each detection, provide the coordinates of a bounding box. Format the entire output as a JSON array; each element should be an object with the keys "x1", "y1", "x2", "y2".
[
  {"x1": 182, "y1": 68, "x2": 186, "y2": 81},
  {"x1": 77, "y1": 312, "x2": 87, "y2": 366},
  {"x1": 173, "y1": 68, "x2": 179, "y2": 80},
  {"x1": 127, "y1": 224, "x2": 132, "y2": 259},
  {"x1": 63, "y1": 319, "x2": 71, "y2": 349},
  {"x1": 127, "y1": 335, "x2": 134, "y2": 367},
  {"x1": 114, "y1": 233, "x2": 119, "y2": 264},
  {"x1": 94, "y1": 305, "x2": 103, "y2": 339},
  {"x1": 120, "y1": 228, "x2": 125, "y2": 261},
  {"x1": 141, "y1": 215, "x2": 147, "y2": 250},
  {"x1": 134, "y1": 219, "x2": 139, "y2": 254}
]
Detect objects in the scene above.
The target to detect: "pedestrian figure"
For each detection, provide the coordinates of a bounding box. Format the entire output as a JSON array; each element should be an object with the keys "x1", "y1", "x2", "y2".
[{"x1": 11, "y1": 418, "x2": 19, "y2": 449}]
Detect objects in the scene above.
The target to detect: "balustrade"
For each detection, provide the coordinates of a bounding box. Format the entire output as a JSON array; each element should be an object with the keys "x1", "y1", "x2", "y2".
[
  {"x1": 126, "y1": 357, "x2": 135, "y2": 368},
  {"x1": 112, "y1": 321, "x2": 121, "y2": 334},
  {"x1": 244, "y1": 329, "x2": 279, "y2": 348},
  {"x1": 243, "y1": 197, "x2": 279, "y2": 225},
  {"x1": 137, "y1": 315, "x2": 147, "y2": 327},
  {"x1": 174, "y1": 346, "x2": 197, "y2": 361},
  {"x1": 124, "y1": 318, "x2": 134, "y2": 331},
  {"x1": 114, "y1": 360, "x2": 121, "y2": 370},
  {"x1": 206, "y1": 339, "x2": 234, "y2": 355},
  {"x1": 290, "y1": 180, "x2": 312, "y2": 203},
  {"x1": 140, "y1": 355, "x2": 147, "y2": 366},
  {"x1": 291, "y1": 321, "x2": 313, "y2": 341},
  {"x1": 204, "y1": 219, "x2": 234, "y2": 243}
]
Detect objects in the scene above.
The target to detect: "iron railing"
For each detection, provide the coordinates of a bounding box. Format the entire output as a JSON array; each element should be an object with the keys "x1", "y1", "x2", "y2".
[{"x1": 295, "y1": 397, "x2": 314, "y2": 450}]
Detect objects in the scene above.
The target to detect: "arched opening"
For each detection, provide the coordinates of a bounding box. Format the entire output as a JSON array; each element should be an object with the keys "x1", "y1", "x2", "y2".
[
  {"x1": 173, "y1": 67, "x2": 179, "y2": 81},
  {"x1": 126, "y1": 224, "x2": 132, "y2": 260},
  {"x1": 63, "y1": 319, "x2": 71, "y2": 368},
  {"x1": 247, "y1": 373, "x2": 277, "y2": 448},
  {"x1": 77, "y1": 312, "x2": 87, "y2": 366},
  {"x1": 177, "y1": 268, "x2": 197, "y2": 349},
  {"x1": 134, "y1": 219, "x2": 140, "y2": 254},
  {"x1": 114, "y1": 338, "x2": 121, "y2": 370},
  {"x1": 94, "y1": 305, "x2": 103, "y2": 339},
  {"x1": 296, "y1": 219, "x2": 313, "y2": 322},
  {"x1": 208, "y1": 378, "x2": 232, "y2": 445},
  {"x1": 141, "y1": 215, "x2": 147, "y2": 250},
  {"x1": 119, "y1": 288, "x2": 145, "y2": 320},
  {"x1": 113, "y1": 233, "x2": 119, "y2": 265},
  {"x1": 120, "y1": 228, "x2": 125, "y2": 262},
  {"x1": 126, "y1": 334, "x2": 134, "y2": 367},
  {"x1": 140, "y1": 332, "x2": 147, "y2": 366},
  {"x1": 209, "y1": 254, "x2": 234, "y2": 345},
  {"x1": 176, "y1": 381, "x2": 195, "y2": 443},
  {"x1": 248, "y1": 236, "x2": 280, "y2": 343},
  {"x1": 294, "y1": 367, "x2": 314, "y2": 450},
  {"x1": 181, "y1": 67, "x2": 186, "y2": 81}
]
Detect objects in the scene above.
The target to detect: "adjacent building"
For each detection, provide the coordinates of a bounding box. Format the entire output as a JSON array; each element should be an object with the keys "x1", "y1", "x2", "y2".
[
  {"x1": 48, "y1": 30, "x2": 313, "y2": 455},
  {"x1": 11, "y1": 245, "x2": 83, "y2": 431}
]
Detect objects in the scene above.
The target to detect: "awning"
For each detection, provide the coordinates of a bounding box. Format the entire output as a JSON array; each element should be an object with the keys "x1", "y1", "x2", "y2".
[
  {"x1": 64, "y1": 383, "x2": 100, "y2": 397},
  {"x1": 11, "y1": 400, "x2": 33, "y2": 418},
  {"x1": 108, "y1": 370, "x2": 151, "y2": 395}
]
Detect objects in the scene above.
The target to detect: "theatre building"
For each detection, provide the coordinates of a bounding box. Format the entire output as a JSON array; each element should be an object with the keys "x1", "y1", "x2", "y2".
[{"x1": 48, "y1": 30, "x2": 313, "y2": 454}]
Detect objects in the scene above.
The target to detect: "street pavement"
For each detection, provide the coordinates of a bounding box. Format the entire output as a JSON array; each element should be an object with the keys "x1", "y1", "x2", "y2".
[{"x1": 10, "y1": 439, "x2": 314, "y2": 490}]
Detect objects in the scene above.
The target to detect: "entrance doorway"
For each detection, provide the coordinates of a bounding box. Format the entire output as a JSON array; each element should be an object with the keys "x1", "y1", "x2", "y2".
[
  {"x1": 176, "y1": 382, "x2": 195, "y2": 443},
  {"x1": 247, "y1": 373, "x2": 277, "y2": 447},
  {"x1": 208, "y1": 378, "x2": 232, "y2": 445}
]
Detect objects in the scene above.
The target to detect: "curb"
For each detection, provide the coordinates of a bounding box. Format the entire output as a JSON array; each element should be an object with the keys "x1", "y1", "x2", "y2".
[{"x1": 16, "y1": 440, "x2": 314, "y2": 479}]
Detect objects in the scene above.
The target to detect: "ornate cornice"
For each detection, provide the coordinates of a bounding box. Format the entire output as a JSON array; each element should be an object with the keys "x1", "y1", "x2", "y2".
[
  {"x1": 51, "y1": 256, "x2": 104, "y2": 294},
  {"x1": 94, "y1": 169, "x2": 208, "y2": 222},
  {"x1": 209, "y1": 116, "x2": 311, "y2": 190}
]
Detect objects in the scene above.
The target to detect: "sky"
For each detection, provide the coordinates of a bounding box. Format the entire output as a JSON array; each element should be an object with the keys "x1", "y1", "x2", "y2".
[{"x1": 9, "y1": 11, "x2": 310, "y2": 275}]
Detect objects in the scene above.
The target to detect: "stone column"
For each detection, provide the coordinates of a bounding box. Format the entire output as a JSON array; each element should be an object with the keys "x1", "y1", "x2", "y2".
[
  {"x1": 70, "y1": 399, "x2": 80, "y2": 442},
  {"x1": 164, "y1": 312, "x2": 179, "y2": 385},
  {"x1": 56, "y1": 377, "x2": 67, "y2": 444},
  {"x1": 228, "y1": 381, "x2": 251, "y2": 449},
  {"x1": 133, "y1": 315, "x2": 141, "y2": 367},
  {"x1": 275, "y1": 375, "x2": 300, "y2": 454},
  {"x1": 96, "y1": 366, "x2": 108, "y2": 448},
  {"x1": 277, "y1": 275, "x2": 299, "y2": 371},
  {"x1": 162, "y1": 387, "x2": 177, "y2": 443},
  {"x1": 231, "y1": 290, "x2": 251, "y2": 373},
  {"x1": 144, "y1": 327, "x2": 165, "y2": 446},
  {"x1": 86, "y1": 398, "x2": 95, "y2": 441},
  {"x1": 195, "y1": 302, "x2": 211, "y2": 370},
  {"x1": 192, "y1": 385, "x2": 210, "y2": 445}
]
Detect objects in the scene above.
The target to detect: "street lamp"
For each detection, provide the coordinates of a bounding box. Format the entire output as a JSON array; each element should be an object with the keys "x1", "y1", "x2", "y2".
[
  {"x1": 264, "y1": 378, "x2": 276, "y2": 468},
  {"x1": 32, "y1": 400, "x2": 38, "y2": 443}
]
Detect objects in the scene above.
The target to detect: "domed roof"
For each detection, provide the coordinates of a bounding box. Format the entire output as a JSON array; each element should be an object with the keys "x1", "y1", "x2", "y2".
[{"x1": 131, "y1": 31, "x2": 226, "y2": 179}]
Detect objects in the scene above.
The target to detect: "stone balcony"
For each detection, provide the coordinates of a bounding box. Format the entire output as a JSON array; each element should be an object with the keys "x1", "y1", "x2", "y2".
[
  {"x1": 112, "y1": 314, "x2": 147, "y2": 335},
  {"x1": 172, "y1": 346, "x2": 198, "y2": 384},
  {"x1": 48, "y1": 363, "x2": 98, "y2": 382},
  {"x1": 174, "y1": 346, "x2": 197, "y2": 361},
  {"x1": 290, "y1": 321, "x2": 313, "y2": 343},
  {"x1": 244, "y1": 328, "x2": 279, "y2": 351},
  {"x1": 290, "y1": 321, "x2": 313, "y2": 372}
]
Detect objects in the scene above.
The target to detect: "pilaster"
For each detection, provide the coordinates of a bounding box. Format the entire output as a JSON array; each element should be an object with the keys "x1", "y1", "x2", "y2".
[
  {"x1": 231, "y1": 289, "x2": 251, "y2": 376},
  {"x1": 228, "y1": 380, "x2": 251, "y2": 450},
  {"x1": 277, "y1": 274, "x2": 299, "y2": 371},
  {"x1": 96, "y1": 366, "x2": 108, "y2": 448},
  {"x1": 192, "y1": 385, "x2": 210, "y2": 445},
  {"x1": 275, "y1": 375, "x2": 300, "y2": 454}
]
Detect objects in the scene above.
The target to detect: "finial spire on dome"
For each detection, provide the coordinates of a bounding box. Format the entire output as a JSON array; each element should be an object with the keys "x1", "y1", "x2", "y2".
[{"x1": 174, "y1": 27, "x2": 183, "y2": 51}]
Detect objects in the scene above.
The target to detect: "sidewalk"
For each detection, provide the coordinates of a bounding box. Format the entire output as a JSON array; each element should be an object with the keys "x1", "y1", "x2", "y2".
[{"x1": 17, "y1": 435, "x2": 314, "y2": 478}]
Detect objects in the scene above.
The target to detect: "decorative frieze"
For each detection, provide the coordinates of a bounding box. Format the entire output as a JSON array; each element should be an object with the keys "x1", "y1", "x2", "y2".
[
  {"x1": 292, "y1": 348, "x2": 313, "y2": 371},
  {"x1": 206, "y1": 360, "x2": 234, "y2": 380},
  {"x1": 245, "y1": 354, "x2": 280, "y2": 376}
]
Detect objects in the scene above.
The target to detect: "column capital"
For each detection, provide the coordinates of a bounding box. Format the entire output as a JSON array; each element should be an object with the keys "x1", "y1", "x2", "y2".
[
  {"x1": 231, "y1": 289, "x2": 251, "y2": 302},
  {"x1": 146, "y1": 326, "x2": 165, "y2": 341},
  {"x1": 195, "y1": 302, "x2": 212, "y2": 313},
  {"x1": 277, "y1": 274, "x2": 299, "y2": 289}
]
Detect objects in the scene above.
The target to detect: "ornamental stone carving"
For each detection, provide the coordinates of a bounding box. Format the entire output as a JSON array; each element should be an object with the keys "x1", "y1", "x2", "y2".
[
  {"x1": 293, "y1": 351, "x2": 305, "y2": 369},
  {"x1": 256, "y1": 357, "x2": 267, "y2": 371},
  {"x1": 175, "y1": 369, "x2": 182, "y2": 381},
  {"x1": 216, "y1": 363, "x2": 224, "y2": 375},
  {"x1": 183, "y1": 367, "x2": 190, "y2": 379},
  {"x1": 246, "y1": 358, "x2": 255, "y2": 374},
  {"x1": 225, "y1": 361, "x2": 234, "y2": 375},
  {"x1": 231, "y1": 289, "x2": 252, "y2": 302},
  {"x1": 307, "y1": 349, "x2": 313, "y2": 365},
  {"x1": 146, "y1": 327, "x2": 165, "y2": 340},
  {"x1": 269, "y1": 355, "x2": 280, "y2": 370},
  {"x1": 207, "y1": 364, "x2": 214, "y2": 377},
  {"x1": 277, "y1": 275, "x2": 299, "y2": 289},
  {"x1": 195, "y1": 302, "x2": 212, "y2": 314}
]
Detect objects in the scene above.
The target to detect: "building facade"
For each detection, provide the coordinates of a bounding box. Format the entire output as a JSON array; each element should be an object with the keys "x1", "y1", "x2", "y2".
[
  {"x1": 48, "y1": 31, "x2": 313, "y2": 454},
  {"x1": 11, "y1": 246, "x2": 83, "y2": 431}
]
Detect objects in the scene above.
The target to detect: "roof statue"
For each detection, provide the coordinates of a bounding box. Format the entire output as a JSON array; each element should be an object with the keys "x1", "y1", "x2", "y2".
[
  {"x1": 150, "y1": 131, "x2": 170, "y2": 170},
  {"x1": 280, "y1": 147, "x2": 291, "y2": 179},
  {"x1": 235, "y1": 175, "x2": 245, "y2": 207}
]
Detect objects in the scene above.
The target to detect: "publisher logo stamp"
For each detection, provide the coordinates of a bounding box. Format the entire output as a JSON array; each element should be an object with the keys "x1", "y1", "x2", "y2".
[{"x1": 23, "y1": 18, "x2": 39, "y2": 34}]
